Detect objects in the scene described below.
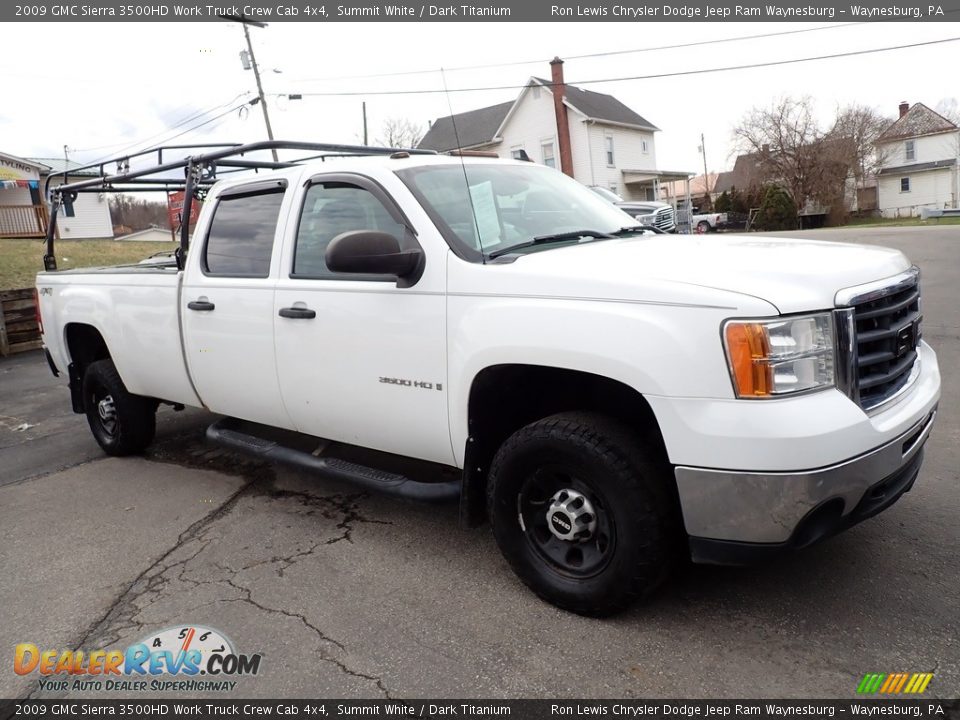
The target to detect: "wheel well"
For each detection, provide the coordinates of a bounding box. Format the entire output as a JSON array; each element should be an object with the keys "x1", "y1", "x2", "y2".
[
  {"x1": 64, "y1": 324, "x2": 110, "y2": 413},
  {"x1": 460, "y1": 364, "x2": 669, "y2": 527},
  {"x1": 65, "y1": 323, "x2": 110, "y2": 367}
]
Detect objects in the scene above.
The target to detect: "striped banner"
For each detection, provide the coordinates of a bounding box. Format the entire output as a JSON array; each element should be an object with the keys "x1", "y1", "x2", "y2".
[{"x1": 857, "y1": 673, "x2": 934, "y2": 694}]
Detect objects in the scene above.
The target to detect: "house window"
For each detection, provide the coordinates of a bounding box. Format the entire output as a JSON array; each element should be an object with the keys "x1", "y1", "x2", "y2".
[
  {"x1": 541, "y1": 140, "x2": 556, "y2": 169},
  {"x1": 532, "y1": 85, "x2": 541, "y2": 101},
  {"x1": 642, "y1": 139, "x2": 649, "y2": 154},
  {"x1": 900, "y1": 177, "x2": 911, "y2": 193},
  {"x1": 605, "y1": 136, "x2": 615, "y2": 166},
  {"x1": 905, "y1": 140, "x2": 915, "y2": 161}
]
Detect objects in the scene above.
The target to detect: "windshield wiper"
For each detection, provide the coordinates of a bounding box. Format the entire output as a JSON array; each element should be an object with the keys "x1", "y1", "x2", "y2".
[
  {"x1": 487, "y1": 229, "x2": 616, "y2": 259},
  {"x1": 614, "y1": 225, "x2": 664, "y2": 235}
]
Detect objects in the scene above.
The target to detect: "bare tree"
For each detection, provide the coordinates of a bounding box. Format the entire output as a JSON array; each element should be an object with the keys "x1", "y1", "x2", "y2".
[
  {"x1": 935, "y1": 97, "x2": 960, "y2": 125},
  {"x1": 733, "y1": 96, "x2": 826, "y2": 210},
  {"x1": 734, "y1": 97, "x2": 885, "y2": 222},
  {"x1": 108, "y1": 195, "x2": 169, "y2": 232},
  {"x1": 376, "y1": 117, "x2": 424, "y2": 149},
  {"x1": 829, "y1": 103, "x2": 894, "y2": 184}
]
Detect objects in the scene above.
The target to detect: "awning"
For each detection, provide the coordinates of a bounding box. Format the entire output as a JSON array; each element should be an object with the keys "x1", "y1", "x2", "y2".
[{"x1": 0, "y1": 179, "x2": 39, "y2": 190}]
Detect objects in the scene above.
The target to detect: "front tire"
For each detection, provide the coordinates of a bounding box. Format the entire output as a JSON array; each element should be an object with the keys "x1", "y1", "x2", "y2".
[
  {"x1": 83, "y1": 359, "x2": 156, "y2": 456},
  {"x1": 486, "y1": 412, "x2": 677, "y2": 616}
]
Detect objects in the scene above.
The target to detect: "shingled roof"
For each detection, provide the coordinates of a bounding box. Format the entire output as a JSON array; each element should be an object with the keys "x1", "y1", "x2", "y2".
[
  {"x1": 418, "y1": 101, "x2": 514, "y2": 153},
  {"x1": 877, "y1": 103, "x2": 958, "y2": 142},
  {"x1": 531, "y1": 78, "x2": 658, "y2": 130},
  {"x1": 418, "y1": 79, "x2": 657, "y2": 152}
]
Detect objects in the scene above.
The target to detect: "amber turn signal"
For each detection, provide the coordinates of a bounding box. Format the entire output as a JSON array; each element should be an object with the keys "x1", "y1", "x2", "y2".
[{"x1": 725, "y1": 323, "x2": 773, "y2": 397}]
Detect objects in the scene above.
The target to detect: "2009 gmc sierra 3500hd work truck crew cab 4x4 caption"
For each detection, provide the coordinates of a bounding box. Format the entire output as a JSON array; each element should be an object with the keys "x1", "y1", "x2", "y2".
[{"x1": 36, "y1": 141, "x2": 940, "y2": 616}]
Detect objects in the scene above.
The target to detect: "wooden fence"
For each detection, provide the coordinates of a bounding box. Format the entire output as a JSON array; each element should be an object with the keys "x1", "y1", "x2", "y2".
[{"x1": 0, "y1": 288, "x2": 42, "y2": 357}]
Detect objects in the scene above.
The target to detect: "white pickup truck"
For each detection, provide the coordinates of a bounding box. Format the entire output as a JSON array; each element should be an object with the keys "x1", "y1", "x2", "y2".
[{"x1": 37, "y1": 143, "x2": 940, "y2": 616}]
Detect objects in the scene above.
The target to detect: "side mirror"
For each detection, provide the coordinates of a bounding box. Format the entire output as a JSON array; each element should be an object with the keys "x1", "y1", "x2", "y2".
[{"x1": 325, "y1": 230, "x2": 423, "y2": 278}]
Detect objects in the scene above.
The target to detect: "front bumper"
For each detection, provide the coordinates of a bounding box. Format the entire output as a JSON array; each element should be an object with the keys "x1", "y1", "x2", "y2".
[{"x1": 677, "y1": 408, "x2": 937, "y2": 565}]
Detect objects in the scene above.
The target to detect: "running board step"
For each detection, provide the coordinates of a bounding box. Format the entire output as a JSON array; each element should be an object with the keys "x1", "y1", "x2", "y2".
[{"x1": 206, "y1": 418, "x2": 459, "y2": 503}]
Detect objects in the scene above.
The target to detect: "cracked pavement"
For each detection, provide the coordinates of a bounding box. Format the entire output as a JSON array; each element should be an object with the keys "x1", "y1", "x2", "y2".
[{"x1": 0, "y1": 226, "x2": 957, "y2": 700}]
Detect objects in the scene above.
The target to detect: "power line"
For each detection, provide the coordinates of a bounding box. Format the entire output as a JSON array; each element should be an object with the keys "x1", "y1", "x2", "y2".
[
  {"x1": 286, "y1": 36, "x2": 960, "y2": 98},
  {"x1": 83, "y1": 94, "x2": 252, "y2": 164},
  {"x1": 289, "y1": 22, "x2": 866, "y2": 84}
]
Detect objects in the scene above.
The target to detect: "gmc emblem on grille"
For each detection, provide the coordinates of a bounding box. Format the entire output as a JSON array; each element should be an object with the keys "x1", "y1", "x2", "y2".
[{"x1": 896, "y1": 322, "x2": 917, "y2": 359}]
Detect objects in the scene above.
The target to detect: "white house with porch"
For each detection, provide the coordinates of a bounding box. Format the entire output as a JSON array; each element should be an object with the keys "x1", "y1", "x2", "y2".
[
  {"x1": 419, "y1": 58, "x2": 691, "y2": 203},
  {"x1": 876, "y1": 102, "x2": 959, "y2": 218}
]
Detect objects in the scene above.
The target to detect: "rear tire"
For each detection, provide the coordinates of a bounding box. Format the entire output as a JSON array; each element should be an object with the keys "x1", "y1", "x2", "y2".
[
  {"x1": 697, "y1": 221, "x2": 711, "y2": 234},
  {"x1": 486, "y1": 412, "x2": 677, "y2": 616},
  {"x1": 83, "y1": 359, "x2": 156, "y2": 456}
]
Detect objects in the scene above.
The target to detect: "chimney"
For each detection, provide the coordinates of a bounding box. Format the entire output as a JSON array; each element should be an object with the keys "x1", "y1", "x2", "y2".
[
  {"x1": 899, "y1": 101, "x2": 909, "y2": 118},
  {"x1": 549, "y1": 57, "x2": 574, "y2": 178}
]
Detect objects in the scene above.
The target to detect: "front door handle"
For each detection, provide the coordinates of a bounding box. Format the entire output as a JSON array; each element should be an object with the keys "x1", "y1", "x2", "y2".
[
  {"x1": 279, "y1": 306, "x2": 317, "y2": 319},
  {"x1": 187, "y1": 300, "x2": 215, "y2": 311}
]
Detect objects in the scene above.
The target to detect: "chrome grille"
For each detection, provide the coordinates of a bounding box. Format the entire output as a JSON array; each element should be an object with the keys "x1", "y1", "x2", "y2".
[
  {"x1": 654, "y1": 206, "x2": 675, "y2": 231},
  {"x1": 837, "y1": 268, "x2": 922, "y2": 411}
]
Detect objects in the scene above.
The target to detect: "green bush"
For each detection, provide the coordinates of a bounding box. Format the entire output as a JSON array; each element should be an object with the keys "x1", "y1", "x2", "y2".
[
  {"x1": 754, "y1": 185, "x2": 798, "y2": 231},
  {"x1": 715, "y1": 191, "x2": 731, "y2": 213}
]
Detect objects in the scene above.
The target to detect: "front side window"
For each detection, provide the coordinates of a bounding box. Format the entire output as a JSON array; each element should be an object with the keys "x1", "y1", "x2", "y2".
[
  {"x1": 605, "y1": 136, "x2": 615, "y2": 166},
  {"x1": 900, "y1": 177, "x2": 911, "y2": 193},
  {"x1": 203, "y1": 189, "x2": 284, "y2": 277},
  {"x1": 293, "y1": 182, "x2": 405, "y2": 279},
  {"x1": 905, "y1": 140, "x2": 916, "y2": 161}
]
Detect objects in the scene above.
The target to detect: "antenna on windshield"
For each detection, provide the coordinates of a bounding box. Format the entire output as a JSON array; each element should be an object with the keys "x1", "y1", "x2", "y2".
[{"x1": 441, "y1": 68, "x2": 486, "y2": 264}]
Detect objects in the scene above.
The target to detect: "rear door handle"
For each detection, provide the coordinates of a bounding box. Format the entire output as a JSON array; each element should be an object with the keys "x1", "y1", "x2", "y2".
[
  {"x1": 187, "y1": 300, "x2": 215, "y2": 312},
  {"x1": 279, "y1": 306, "x2": 317, "y2": 319}
]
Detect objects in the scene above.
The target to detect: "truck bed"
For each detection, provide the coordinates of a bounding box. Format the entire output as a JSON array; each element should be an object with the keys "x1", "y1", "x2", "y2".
[{"x1": 36, "y1": 267, "x2": 201, "y2": 408}]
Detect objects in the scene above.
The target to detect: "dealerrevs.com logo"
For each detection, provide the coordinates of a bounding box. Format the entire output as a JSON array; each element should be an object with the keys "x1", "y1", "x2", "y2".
[{"x1": 14, "y1": 625, "x2": 262, "y2": 693}]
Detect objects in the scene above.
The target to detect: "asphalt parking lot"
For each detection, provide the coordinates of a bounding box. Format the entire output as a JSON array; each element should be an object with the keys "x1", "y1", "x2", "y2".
[{"x1": 1, "y1": 225, "x2": 957, "y2": 700}]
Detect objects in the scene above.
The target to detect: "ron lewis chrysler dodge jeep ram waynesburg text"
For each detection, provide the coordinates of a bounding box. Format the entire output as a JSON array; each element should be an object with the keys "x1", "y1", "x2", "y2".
[{"x1": 36, "y1": 142, "x2": 940, "y2": 616}]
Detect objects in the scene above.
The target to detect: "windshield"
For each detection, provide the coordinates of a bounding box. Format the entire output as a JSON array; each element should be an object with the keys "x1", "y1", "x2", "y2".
[
  {"x1": 397, "y1": 163, "x2": 640, "y2": 260},
  {"x1": 588, "y1": 186, "x2": 624, "y2": 203}
]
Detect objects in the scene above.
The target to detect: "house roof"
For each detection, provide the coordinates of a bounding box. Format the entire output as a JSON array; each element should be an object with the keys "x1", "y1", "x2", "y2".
[
  {"x1": 876, "y1": 103, "x2": 958, "y2": 142},
  {"x1": 418, "y1": 78, "x2": 657, "y2": 152},
  {"x1": 27, "y1": 157, "x2": 103, "y2": 177},
  {"x1": 714, "y1": 152, "x2": 767, "y2": 194},
  {"x1": 418, "y1": 101, "x2": 514, "y2": 152},
  {"x1": 531, "y1": 78, "x2": 658, "y2": 130},
  {"x1": 877, "y1": 158, "x2": 957, "y2": 175}
]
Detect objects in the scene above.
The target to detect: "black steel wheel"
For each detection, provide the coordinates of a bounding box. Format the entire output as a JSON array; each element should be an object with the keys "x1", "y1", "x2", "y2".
[
  {"x1": 487, "y1": 412, "x2": 677, "y2": 616},
  {"x1": 83, "y1": 359, "x2": 157, "y2": 456}
]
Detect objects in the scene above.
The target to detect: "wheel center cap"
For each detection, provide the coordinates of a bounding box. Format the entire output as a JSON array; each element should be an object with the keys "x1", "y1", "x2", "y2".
[
  {"x1": 546, "y1": 489, "x2": 597, "y2": 542},
  {"x1": 98, "y1": 396, "x2": 116, "y2": 421}
]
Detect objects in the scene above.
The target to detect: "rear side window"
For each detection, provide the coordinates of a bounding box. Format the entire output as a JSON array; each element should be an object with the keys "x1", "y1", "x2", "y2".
[{"x1": 203, "y1": 189, "x2": 285, "y2": 277}]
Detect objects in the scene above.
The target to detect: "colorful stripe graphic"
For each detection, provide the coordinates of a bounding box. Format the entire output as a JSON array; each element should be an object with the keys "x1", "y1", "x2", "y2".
[{"x1": 857, "y1": 673, "x2": 933, "y2": 694}]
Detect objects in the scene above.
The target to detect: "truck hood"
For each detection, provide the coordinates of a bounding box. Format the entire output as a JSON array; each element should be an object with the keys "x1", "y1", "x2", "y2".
[{"x1": 498, "y1": 234, "x2": 911, "y2": 314}]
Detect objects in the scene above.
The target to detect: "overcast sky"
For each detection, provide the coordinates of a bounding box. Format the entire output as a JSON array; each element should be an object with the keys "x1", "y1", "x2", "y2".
[{"x1": 4, "y1": 21, "x2": 959, "y2": 176}]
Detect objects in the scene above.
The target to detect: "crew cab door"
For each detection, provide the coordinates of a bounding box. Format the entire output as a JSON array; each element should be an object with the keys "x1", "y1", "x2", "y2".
[
  {"x1": 273, "y1": 173, "x2": 452, "y2": 464},
  {"x1": 181, "y1": 179, "x2": 295, "y2": 430}
]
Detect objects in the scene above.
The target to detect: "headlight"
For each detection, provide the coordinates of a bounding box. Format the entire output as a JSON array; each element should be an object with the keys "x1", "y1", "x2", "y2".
[{"x1": 723, "y1": 313, "x2": 835, "y2": 398}]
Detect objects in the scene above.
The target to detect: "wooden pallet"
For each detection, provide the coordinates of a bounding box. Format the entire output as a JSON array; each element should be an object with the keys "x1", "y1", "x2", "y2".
[{"x1": 0, "y1": 288, "x2": 41, "y2": 357}]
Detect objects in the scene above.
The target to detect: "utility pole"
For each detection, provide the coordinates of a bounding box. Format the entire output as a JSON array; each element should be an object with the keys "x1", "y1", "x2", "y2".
[
  {"x1": 699, "y1": 133, "x2": 709, "y2": 203},
  {"x1": 362, "y1": 102, "x2": 368, "y2": 146},
  {"x1": 224, "y1": 15, "x2": 278, "y2": 162}
]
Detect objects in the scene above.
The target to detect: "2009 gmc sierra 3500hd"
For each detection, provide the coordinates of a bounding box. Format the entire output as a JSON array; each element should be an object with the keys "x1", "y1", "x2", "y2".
[{"x1": 37, "y1": 142, "x2": 940, "y2": 615}]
